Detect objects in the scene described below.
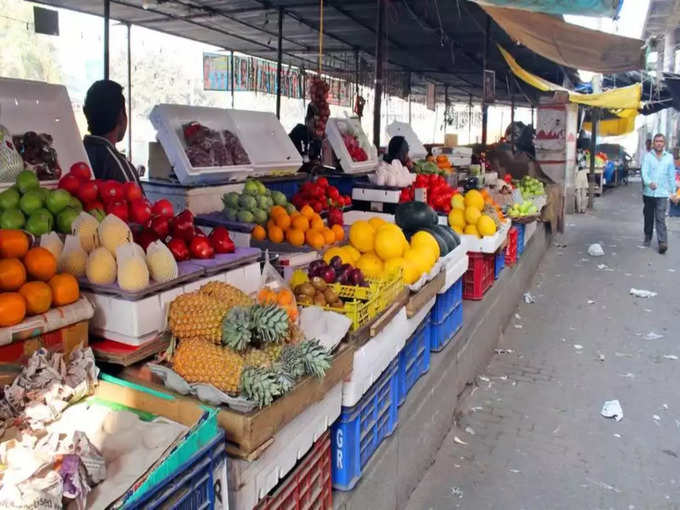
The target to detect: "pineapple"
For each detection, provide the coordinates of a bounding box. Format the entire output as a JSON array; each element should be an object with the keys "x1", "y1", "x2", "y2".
[
  {"x1": 298, "y1": 340, "x2": 332, "y2": 377},
  {"x1": 240, "y1": 366, "x2": 284, "y2": 408},
  {"x1": 285, "y1": 322, "x2": 304, "y2": 345},
  {"x1": 221, "y1": 306, "x2": 253, "y2": 351},
  {"x1": 172, "y1": 338, "x2": 244, "y2": 394},
  {"x1": 250, "y1": 304, "x2": 289, "y2": 344},
  {"x1": 263, "y1": 342, "x2": 284, "y2": 363},
  {"x1": 243, "y1": 348, "x2": 272, "y2": 368},
  {"x1": 199, "y1": 282, "x2": 254, "y2": 308},
  {"x1": 169, "y1": 293, "x2": 231, "y2": 343},
  {"x1": 280, "y1": 343, "x2": 306, "y2": 379}
]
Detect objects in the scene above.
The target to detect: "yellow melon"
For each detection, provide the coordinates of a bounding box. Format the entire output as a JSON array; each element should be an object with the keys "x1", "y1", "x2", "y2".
[
  {"x1": 356, "y1": 252, "x2": 384, "y2": 279},
  {"x1": 464, "y1": 189, "x2": 484, "y2": 211},
  {"x1": 477, "y1": 215, "x2": 497, "y2": 237},
  {"x1": 464, "y1": 224, "x2": 480, "y2": 238},
  {"x1": 349, "y1": 221, "x2": 376, "y2": 253},
  {"x1": 464, "y1": 206, "x2": 482, "y2": 226}
]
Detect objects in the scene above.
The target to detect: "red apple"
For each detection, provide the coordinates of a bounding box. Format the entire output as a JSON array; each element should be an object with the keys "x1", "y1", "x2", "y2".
[
  {"x1": 129, "y1": 199, "x2": 152, "y2": 225},
  {"x1": 100, "y1": 180, "x2": 124, "y2": 203},
  {"x1": 58, "y1": 174, "x2": 81, "y2": 195},
  {"x1": 85, "y1": 200, "x2": 105, "y2": 212},
  {"x1": 208, "y1": 226, "x2": 235, "y2": 254},
  {"x1": 151, "y1": 199, "x2": 174, "y2": 219},
  {"x1": 106, "y1": 200, "x2": 129, "y2": 222},
  {"x1": 133, "y1": 227, "x2": 158, "y2": 251},
  {"x1": 69, "y1": 161, "x2": 92, "y2": 181},
  {"x1": 190, "y1": 236, "x2": 214, "y2": 259},
  {"x1": 149, "y1": 215, "x2": 170, "y2": 239},
  {"x1": 123, "y1": 182, "x2": 143, "y2": 202},
  {"x1": 167, "y1": 237, "x2": 190, "y2": 261},
  {"x1": 170, "y1": 210, "x2": 195, "y2": 242},
  {"x1": 77, "y1": 180, "x2": 99, "y2": 204}
]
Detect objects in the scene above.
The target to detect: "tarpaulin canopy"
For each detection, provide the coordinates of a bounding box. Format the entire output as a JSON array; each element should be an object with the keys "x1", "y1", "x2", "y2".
[
  {"x1": 583, "y1": 112, "x2": 636, "y2": 136},
  {"x1": 474, "y1": 0, "x2": 622, "y2": 17},
  {"x1": 498, "y1": 46, "x2": 642, "y2": 110},
  {"x1": 486, "y1": 5, "x2": 645, "y2": 73}
]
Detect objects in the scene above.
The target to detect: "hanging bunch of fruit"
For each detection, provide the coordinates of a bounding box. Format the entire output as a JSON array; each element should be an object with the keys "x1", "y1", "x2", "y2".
[
  {"x1": 398, "y1": 174, "x2": 456, "y2": 214},
  {"x1": 309, "y1": 77, "x2": 331, "y2": 139},
  {"x1": 221, "y1": 179, "x2": 295, "y2": 225},
  {"x1": 168, "y1": 281, "x2": 331, "y2": 408},
  {"x1": 290, "y1": 177, "x2": 351, "y2": 213}
]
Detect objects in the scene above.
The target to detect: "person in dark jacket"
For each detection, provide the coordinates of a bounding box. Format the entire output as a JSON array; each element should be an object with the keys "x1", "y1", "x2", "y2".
[
  {"x1": 289, "y1": 103, "x2": 322, "y2": 163},
  {"x1": 82, "y1": 80, "x2": 143, "y2": 187},
  {"x1": 384, "y1": 135, "x2": 411, "y2": 168}
]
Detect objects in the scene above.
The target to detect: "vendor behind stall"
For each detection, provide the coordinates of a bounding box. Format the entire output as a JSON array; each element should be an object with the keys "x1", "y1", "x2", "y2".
[
  {"x1": 289, "y1": 104, "x2": 323, "y2": 163},
  {"x1": 82, "y1": 80, "x2": 143, "y2": 187},
  {"x1": 383, "y1": 136, "x2": 411, "y2": 168}
]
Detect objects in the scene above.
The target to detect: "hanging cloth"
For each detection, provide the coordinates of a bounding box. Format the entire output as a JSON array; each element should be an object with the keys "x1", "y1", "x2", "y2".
[
  {"x1": 474, "y1": 0, "x2": 621, "y2": 17},
  {"x1": 486, "y1": 5, "x2": 644, "y2": 73}
]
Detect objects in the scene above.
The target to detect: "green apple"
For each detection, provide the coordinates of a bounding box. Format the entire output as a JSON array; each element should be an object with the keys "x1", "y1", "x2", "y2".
[
  {"x1": 0, "y1": 188, "x2": 20, "y2": 210},
  {"x1": 46, "y1": 189, "x2": 72, "y2": 215},
  {"x1": 26, "y1": 209, "x2": 54, "y2": 236},
  {"x1": 16, "y1": 170, "x2": 40, "y2": 194},
  {"x1": 0, "y1": 208, "x2": 25, "y2": 229},
  {"x1": 19, "y1": 190, "x2": 44, "y2": 216},
  {"x1": 56, "y1": 206, "x2": 80, "y2": 234}
]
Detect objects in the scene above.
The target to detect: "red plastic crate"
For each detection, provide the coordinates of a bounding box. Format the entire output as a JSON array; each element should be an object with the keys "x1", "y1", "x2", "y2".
[
  {"x1": 255, "y1": 431, "x2": 332, "y2": 510},
  {"x1": 505, "y1": 227, "x2": 518, "y2": 267},
  {"x1": 463, "y1": 252, "x2": 495, "y2": 300}
]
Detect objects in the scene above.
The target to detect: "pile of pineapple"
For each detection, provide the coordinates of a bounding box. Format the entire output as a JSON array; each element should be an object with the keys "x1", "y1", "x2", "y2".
[{"x1": 168, "y1": 281, "x2": 331, "y2": 408}]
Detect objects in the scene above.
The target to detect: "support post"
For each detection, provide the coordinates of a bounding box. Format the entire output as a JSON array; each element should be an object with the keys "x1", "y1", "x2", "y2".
[
  {"x1": 408, "y1": 71, "x2": 412, "y2": 125},
  {"x1": 276, "y1": 8, "x2": 283, "y2": 119},
  {"x1": 126, "y1": 22, "x2": 132, "y2": 159},
  {"x1": 468, "y1": 94, "x2": 472, "y2": 143},
  {"x1": 230, "y1": 51, "x2": 235, "y2": 108},
  {"x1": 510, "y1": 88, "x2": 515, "y2": 152},
  {"x1": 354, "y1": 49, "x2": 360, "y2": 97},
  {"x1": 444, "y1": 85, "x2": 449, "y2": 130},
  {"x1": 481, "y1": 14, "x2": 491, "y2": 145},
  {"x1": 373, "y1": 0, "x2": 387, "y2": 148},
  {"x1": 588, "y1": 108, "x2": 599, "y2": 209},
  {"x1": 531, "y1": 105, "x2": 534, "y2": 126},
  {"x1": 103, "y1": 0, "x2": 110, "y2": 80}
]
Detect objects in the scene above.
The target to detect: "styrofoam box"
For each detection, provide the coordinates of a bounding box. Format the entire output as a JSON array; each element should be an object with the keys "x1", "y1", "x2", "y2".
[
  {"x1": 342, "y1": 306, "x2": 429, "y2": 408},
  {"x1": 462, "y1": 220, "x2": 510, "y2": 254},
  {"x1": 227, "y1": 381, "x2": 342, "y2": 510},
  {"x1": 439, "y1": 246, "x2": 469, "y2": 294},
  {"x1": 0, "y1": 77, "x2": 90, "y2": 191},
  {"x1": 86, "y1": 261, "x2": 260, "y2": 344},
  {"x1": 524, "y1": 221, "x2": 538, "y2": 247},
  {"x1": 351, "y1": 186, "x2": 401, "y2": 203},
  {"x1": 342, "y1": 210, "x2": 394, "y2": 225},
  {"x1": 149, "y1": 104, "x2": 301, "y2": 185},
  {"x1": 386, "y1": 121, "x2": 427, "y2": 160},
  {"x1": 142, "y1": 180, "x2": 241, "y2": 216},
  {"x1": 325, "y1": 117, "x2": 378, "y2": 174}
]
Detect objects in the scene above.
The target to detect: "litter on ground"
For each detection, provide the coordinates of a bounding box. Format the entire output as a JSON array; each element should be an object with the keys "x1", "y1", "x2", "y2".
[
  {"x1": 574, "y1": 344, "x2": 584, "y2": 350},
  {"x1": 588, "y1": 243, "x2": 605, "y2": 257},
  {"x1": 643, "y1": 332, "x2": 664, "y2": 340},
  {"x1": 663, "y1": 354, "x2": 678, "y2": 360},
  {"x1": 601, "y1": 400, "x2": 623, "y2": 422},
  {"x1": 524, "y1": 292, "x2": 535, "y2": 304},
  {"x1": 630, "y1": 288, "x2": 657, "y2": 298}
]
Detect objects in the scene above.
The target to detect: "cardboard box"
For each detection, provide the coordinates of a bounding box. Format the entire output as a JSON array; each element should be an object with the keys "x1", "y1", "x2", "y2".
[
  {"x1": 147, "y1": 141, "x2": 174, "y2": 180},
  {"x1": 444, "y1": 133, "x2": 458, "y2": 147},
  {"x1": 0, "y1": 320, "x2": 89, "y2": 365}
]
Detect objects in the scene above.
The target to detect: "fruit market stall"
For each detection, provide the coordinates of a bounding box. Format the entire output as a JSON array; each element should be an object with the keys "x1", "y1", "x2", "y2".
[{"x1": 325, "y1": 117, "x2": 378, "y2": 174}]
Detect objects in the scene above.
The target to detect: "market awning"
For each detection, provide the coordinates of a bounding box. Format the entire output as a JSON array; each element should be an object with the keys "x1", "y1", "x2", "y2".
[
  {"x1": 485, "y1": 5, "x2": 645, "y2": 73},
  {"x1": 474, "y1": 0, "x2": 622, "y2": 17},
  {"x1": 583, "y1": 110, "x2": 637, "y2": 136},
  {"x1": 498, "y1": 45, "x2": 642, "y2": 110}
]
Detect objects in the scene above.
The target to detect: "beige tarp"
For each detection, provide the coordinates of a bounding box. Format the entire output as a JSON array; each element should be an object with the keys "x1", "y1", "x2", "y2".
[{"x1": 484, "y1": 5, "x2": 645, "y2": 73}]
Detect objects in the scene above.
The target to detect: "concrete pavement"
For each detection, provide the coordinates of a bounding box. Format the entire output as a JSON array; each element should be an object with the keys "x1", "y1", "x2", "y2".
[{"x1": 406, "y1": 184, "x2": 680, "y2": 510}]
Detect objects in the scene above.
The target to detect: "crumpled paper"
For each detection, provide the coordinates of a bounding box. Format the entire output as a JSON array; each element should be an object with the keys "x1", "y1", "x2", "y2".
[
  {"x1": 587, "y1": 243, "x2": 605, "y2": 257},
  {"x1": 601, "y1": 400, "x2": 623, "y2": 422},
  {"x1": 630, "y1": 288, "x2": 657, "y2": 298},
  {"x1": 299, "y1": 306, "x2": 351, "y2": 351}
]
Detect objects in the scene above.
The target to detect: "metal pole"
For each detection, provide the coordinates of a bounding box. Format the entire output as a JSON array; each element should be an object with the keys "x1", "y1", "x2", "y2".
[
  {"x1": 127, "y1": 22, "x2": 132, "y2": 160},
  {"x1": 468, "y1": 94, "x2": 472, "y2": 144},
  {"x1": 276, "y1": 8, "x2": 283, "y2": 119},
  {"x1": 481, "y1": 14, "x2": 490, "y2": 145},
  {"x1": 354, "y1": 49, "x2": 360, "y2": 97},
  {"x1": 230, "y1": 51, "x2": 235, "y2": 108},
  {"x1": 103, "y1": 0, "x2": 110, "y2": 80},
  {"x1": 588, "y1": 108, "x2": 599, "y2": 209},
  {"x1": 531, "y1": 106, "x2": 534, "y2": 126},
  {"x1": 510, "y1": 88, "x2": 515, "y2": 152},
  {"x1": 408, "y1": 71, "x2": 412, "y2": 125},
  {"x1": 444, "y1": 85, "x2": 449, "y2": 130},
  {"x1": 373, "y1": 0, "x2": 386, "y2": 148}
]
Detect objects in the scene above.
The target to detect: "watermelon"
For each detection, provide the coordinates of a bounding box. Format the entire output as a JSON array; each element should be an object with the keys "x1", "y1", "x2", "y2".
[
  {"x1": 395, "y1": 201, "x2": 438, "y2": 232},
  {"x1": 433, "y1": 224, "x2": 460, "y2": 252},
  {"x1": 421, "y1": 227, "x2": 450, "y2": 256}
]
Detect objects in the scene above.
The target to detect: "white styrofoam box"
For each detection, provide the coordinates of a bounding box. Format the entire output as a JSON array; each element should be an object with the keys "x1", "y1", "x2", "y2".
[
  {"x1": 228, "y1": 382, "x2": 342, "y2": 510},
  {"x1": 462, "y1": 220, "x2": 510, "y2": 254},
  {"x1": 223, "y1": 261, "x2": 261, "y2": 296},
  {"x1": 386, "y1": 121, "x2": 427, "y2": 160},
  {"x1": 150, "y1": 105, "x2": 301, "y2": 184},
  {"x1": 351, "y1": 186, "x2": 401, "y2": 203},
  {"x1": 524, "y1": 221, "x2": 538, "y2": 247},
  {"x1": 142, "y1": 180, "x2": 241, "y2": 216},
  {"x1": 325, "y1": 117, "x2": 378, "y2": 174},
  {"x1": 431, "y1": 146, "x2": 472, "y2": 167},
  {"x1": 438, "y1": 244, "x2": 468, "y2": 293},
  {"x1": 342, "y1": 307, "x2": 409, "y2": 407},
  {"x1": 342, "y1": 209, "x2": 394, "y2": 225},
  {"x1": 0, "y1": 77, "x2": 90, "y2": 190}
]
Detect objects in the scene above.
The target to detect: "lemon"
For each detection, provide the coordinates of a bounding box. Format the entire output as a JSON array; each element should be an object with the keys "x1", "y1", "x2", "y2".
[
  {"x1": 464, "y1": 224, "x2": 480, "y2": 238},
  {"x1": 452, "y1": 225, "x2": 463, "y2": 234},
  {"x1": 464, "y1": 206, "x2": 481, "y2": 226},
  {"x1": 451, "y1": 194, "x2": 465, "y2": 211},
  {"x1": 464, "y1": 189, "x2": 485, "y2": 211},
  {"x1": 448, "y1": 209, "x2": 465, "y2": 230},
  {"x1": 477, "y1": 215, "x2": 497, "y2": 237},
  {"x1": 349, "y1": 221, "x2": 376, "y2": 253},
  {"x1": 375, "y1": 226, "x2": 407, "y2": 260},
  {"x1": 356, "y1": 252, "x2": 384, "y2": 278}
]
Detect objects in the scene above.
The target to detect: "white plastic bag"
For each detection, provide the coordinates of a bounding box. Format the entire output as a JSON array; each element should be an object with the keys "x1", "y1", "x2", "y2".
[
  {"x1": 146, "y1": 240, "x2": 178, "y2": 283},
  {"x1": 116, "y1": 242, "x2": 149, "y2": 292},
  {"x1": 0, "y1": 122, "x2": 24, "y2": 182},
  {"x1": 40, "y1": 232, "x2": 64, "y2": 261},
  {"x1": 71, "y1": 211, "x2": 100, "y2": 253},
  {"x1": 258, "y1": 251, "x2": 298, "y2": 323},
  {"x1": 587, "y1": 243, "x2": 605, "y2": 257},
  {"x1": 58, "y1": 235, "x2": 87, "y2": 278}
]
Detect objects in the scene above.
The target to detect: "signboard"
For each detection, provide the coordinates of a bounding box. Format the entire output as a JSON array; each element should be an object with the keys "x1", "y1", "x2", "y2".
[
  {"x1": 426, "y1": 83, "x2": 436, "y2": 111},
  {"x1": 483, "y1": 69, "x2": 495, "y2": 104},
  {"x1": 203, "y1": 53, "x2": 230, "y2": 91}
]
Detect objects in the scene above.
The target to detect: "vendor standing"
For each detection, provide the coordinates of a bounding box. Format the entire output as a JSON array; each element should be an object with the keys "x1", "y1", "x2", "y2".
[
  {"x1": 82, "y1": 80, "x2": 143, "y2": 187},
  {"x1": 289, "y1": 104, "x2": 323, "y2": 165},
  {"x1": 382, "y1": 136, "x2": 411, "y2": 169}
]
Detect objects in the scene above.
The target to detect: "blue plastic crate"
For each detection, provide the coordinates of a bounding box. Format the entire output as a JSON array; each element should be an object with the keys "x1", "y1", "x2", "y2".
[
  {"x1": 124, "y1": 431, "x2": 226, "y2": 510},
  {"x1": 514, "y1": 223, "x2": 526, "y2": 256},
  {"x1": 432, "y1": 278, "x2": 463, "y2": 323},
  {"x1": 494, "y1": 251, "x2": 505, "y2": 280},
  {"x1": 397, "y1": 318, "x2": 431, "y2": 406},
  {"x1": 430, "y1": 302, "x2": 463, "y2": 352},
  {"x1": 264, "y1": 179, "x2": 302, "y2": 201},
  {"x1": 331, "y1": 358, "x2": 399, "y2": 491}
]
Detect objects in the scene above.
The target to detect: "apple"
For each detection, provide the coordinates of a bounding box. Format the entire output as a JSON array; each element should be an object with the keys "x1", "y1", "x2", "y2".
[
  {"x1": 123, "y1": 182, "x2": 143, "y2": 202},
  {"x1": 167, "y1": 237, "x2": 190, "y2": 261},
  {"x1": 77, "y1": 180, "x2": 99, "y2": 204},
  {"x1": 149, "y1": 215, "x2": 170, "y2": 239},
  {"x1": 129, "y1": 199, "x2": 152, "y2": 225},
  {"x1": 58, "y1": 174, "x2": 81, "y2": 195},
  {"x1": 69, "y1": 162, "x2": 92, "y2": 181},
  {"x1": 133, "y1": 227, "x2": 158, "y2": 251},
  {"x1": 151, "y1": 199, "x2": 174, "y2": 219},
  {"x1": 99, "y1": 180, "x2": 124, "y2": 203},
  {"x1": 106, "y1": 200, "x2": 129, "y2": 222},
  {"x1": 190, "y1": 236, "x2": 214, "y2": 259}
]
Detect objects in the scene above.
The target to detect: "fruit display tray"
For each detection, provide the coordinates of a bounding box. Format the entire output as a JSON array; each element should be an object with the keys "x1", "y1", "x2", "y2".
[
  {"x1": 185, "y1": 246, "x2": 260, "y2": 274},
  {"x1": 194, "y1": 211, "x2": 257, "y2": 233},
  {"x1": 461, "y1": 219, "x2": 511, "y2": 254}
]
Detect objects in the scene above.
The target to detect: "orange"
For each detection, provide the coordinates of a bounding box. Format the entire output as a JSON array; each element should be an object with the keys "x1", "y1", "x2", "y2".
[
  {"x1": 286, "y1": 228, "x2": 305, "y2": 246},
  {"x1": 300, "y1": 204, "x2": 315, "y2": 220},
  {"x1": 284, "y1": 303, "x2": 298, "y2": 322},
  {"x1": 322, "y1": 228, "x2": 336, "y2": 245},
  {"x1": 0, "y1": 292, "x2": 26, "y2": 326},
  {"x1": 48, "y1": 273, "x2": 80, "y2": 306},
  {"x1": 258, "y1": 287, "x2": 277, "y2": 304},
  {"x1": 275, "y1": 214, "x2": 291, "y2": 230},
  {"x1": 266, "y1": 219, "x2": 276, "y2": 231},
  {"x1": 292, "y1": 215, "x2": 310, "y2": 232},
  {"x1": 307, "y1": 231, "x2": 325, "y2": 250},
  {"x1": 310, "y1": 217, "x2": 324, "y2": 231},
  {"x1": 0, "y1": 258, "x2": 27, "y2": 291},
  {"x1": 252, "y1": 225, "x2": 266, "y2": 241},
  {"x1": 277, "y1": 289, "x2": 294, "y2": 306},
  {"x1": 268, "y1": 225, "x2": 284, "y2": 243},
  {"x1": 0, "y1": 230, "x2": 29, "y2": 259},
  {"x1": 270, "y1": 205, "x2": 287, "y2": 218},
  {"x1": 19, "y1": 281, "x2": 52, "y2": 315},
  {"x1": 331, "y1": 224, "x2": 345, "y2": 242},
  {"x1": 23, "y1": 247, "x2": 57, "y2": 282}
]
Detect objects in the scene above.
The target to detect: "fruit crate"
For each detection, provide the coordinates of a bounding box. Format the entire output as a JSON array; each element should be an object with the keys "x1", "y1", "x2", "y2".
[
  {"x1": 430, "y1": 301, "x2": 463, "y2": 352},
  {"x1": 431, "y1": 277, "x2": 462, "y2": 324},
  {"x1": 397, "y1": 317, "x2": 431, "y2": 406},
  {"x1": 254, "y1": 431, "x2": 332, "y2": 510},
  {"x1": 513, "y1": 223, "x2": 526, "y2": 256},
  {"x1": 463, "y1": 252, "x2": 494, "y2": 301},
  {"x1": 494, "y1": 249, "x2": 505, "y2": 280},
  {"x1": 505, "y1": 227, "x2": 518, "y2": 267},
  {"x1": 124, "y1": 430, "x2": 226, "y2": 510},
  {"x1": 331, "y1": 358, "x2": 399, "y2": 491}
]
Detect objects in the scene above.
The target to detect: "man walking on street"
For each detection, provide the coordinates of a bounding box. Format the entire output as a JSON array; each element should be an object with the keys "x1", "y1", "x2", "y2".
[{"x1": 641, "y1": 134, "x2": 679, "y2": 254}]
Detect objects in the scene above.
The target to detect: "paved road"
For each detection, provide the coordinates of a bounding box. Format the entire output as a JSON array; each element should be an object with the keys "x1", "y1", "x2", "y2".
[{"x1": 406, "y1": 184, "x2": 680, "y2": 510}]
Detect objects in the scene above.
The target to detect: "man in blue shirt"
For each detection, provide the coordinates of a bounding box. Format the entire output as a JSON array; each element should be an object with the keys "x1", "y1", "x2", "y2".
[{"x1": 641, "y1": 133, "x2": 679, "y2": 254}]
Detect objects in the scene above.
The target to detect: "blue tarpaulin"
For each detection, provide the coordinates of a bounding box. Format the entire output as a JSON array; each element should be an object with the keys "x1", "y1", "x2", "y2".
[{"x1": 475, "y1": 0, "x2": 623, "y2": 17}]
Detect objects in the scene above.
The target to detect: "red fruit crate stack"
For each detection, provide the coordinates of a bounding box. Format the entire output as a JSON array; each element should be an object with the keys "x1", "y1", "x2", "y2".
[
  {"x1": 255, "y1": 431, "x2": 332, "y2": 510},
  {"x1": 505, "y1": 227, "x2": 518, "y2": 267},
  {"x1": 463, "y1": 252, "x2": 495, "y2": 300}
]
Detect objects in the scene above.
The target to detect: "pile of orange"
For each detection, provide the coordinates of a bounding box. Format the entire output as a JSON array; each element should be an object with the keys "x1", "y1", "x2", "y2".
[
  {"x1": 0, "y1": 230, "x2": 80, "y2": 327},
  {"x1": 257, "y1": 286, "x2": 298, "y2": 322},
  {"x1": 251, "y1": 204, "x2": 345, "y2": 251}
]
